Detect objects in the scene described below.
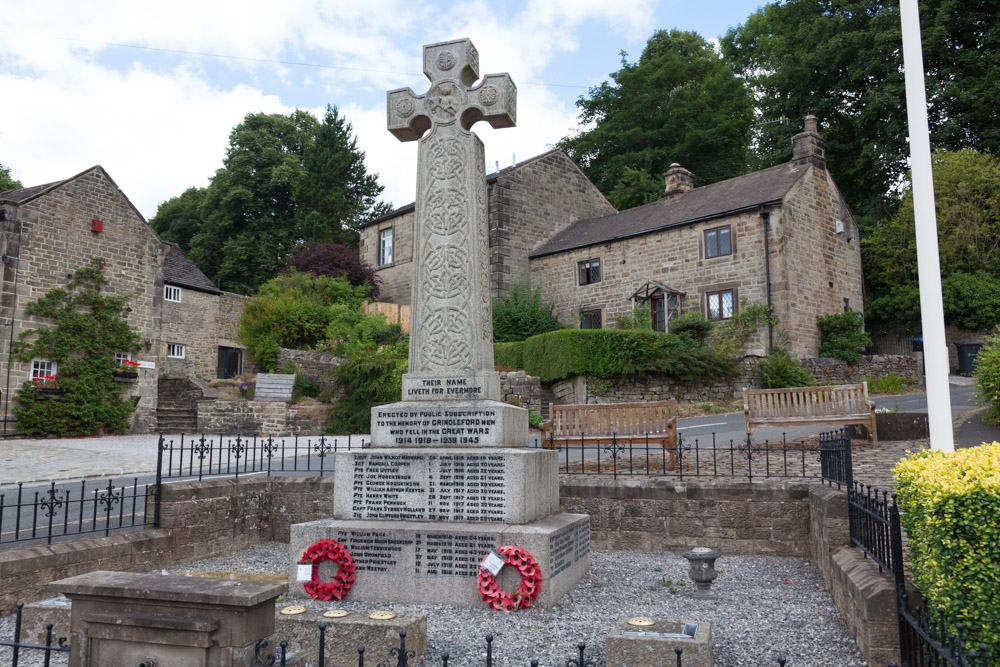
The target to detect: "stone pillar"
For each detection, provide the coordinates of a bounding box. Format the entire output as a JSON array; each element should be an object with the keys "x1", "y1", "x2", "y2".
[{"x1": 51, "y1": 571, "x2": 285, "y2": 667}]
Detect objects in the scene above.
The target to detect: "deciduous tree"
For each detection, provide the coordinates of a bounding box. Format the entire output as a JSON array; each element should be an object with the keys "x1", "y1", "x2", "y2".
[{"x1": 0, "y1": 163, "x2": 22, "y2": 192}]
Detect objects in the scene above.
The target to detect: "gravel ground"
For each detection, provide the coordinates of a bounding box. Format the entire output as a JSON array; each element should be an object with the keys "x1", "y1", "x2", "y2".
[{"x1": 150, "y1": 542, "x2": 866, "y2": 666}]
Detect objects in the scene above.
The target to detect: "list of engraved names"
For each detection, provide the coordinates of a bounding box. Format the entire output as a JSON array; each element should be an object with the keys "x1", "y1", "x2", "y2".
[{"x1": 351, "y1": 452, "x2": 507, "y2": 522}]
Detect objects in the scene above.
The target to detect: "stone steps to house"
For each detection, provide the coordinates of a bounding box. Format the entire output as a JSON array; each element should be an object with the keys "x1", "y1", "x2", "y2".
[{"x1": 539, "y1": 383, "x2": 558, "y2": 419}]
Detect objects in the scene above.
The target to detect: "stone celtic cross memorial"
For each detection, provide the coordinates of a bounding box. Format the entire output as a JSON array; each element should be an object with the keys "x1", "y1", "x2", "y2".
[{"x1": 289, "y1": 38, "x2": 589, "y2": 608}]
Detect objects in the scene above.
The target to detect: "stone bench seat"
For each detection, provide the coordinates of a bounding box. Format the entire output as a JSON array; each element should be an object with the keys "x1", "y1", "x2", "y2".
[{"x1": 743, "y1": 382, "x2": 877, "y2": 443}]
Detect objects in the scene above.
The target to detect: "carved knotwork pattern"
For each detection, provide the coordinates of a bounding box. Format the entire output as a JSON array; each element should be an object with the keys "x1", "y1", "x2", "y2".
[
  {"x1": 421, "y1": 307, "x2": 472, "y2": 368},
  {"x1": 425, "y1": 188, "x2": 467, "y2": 236},
  {"x1": 504, "y1": 80, "x2": 516, "y2": 123},
  {"x1": 428, "y1": 81, "x2": 464, "y2": 121},
  {"x1": 437, "y1": 51, "x2": 456, "y2": 71},
  {"x1": 476, "y1": 141, "x2": 492, "y2": 340},
  {"x1": 469, "y1": 45, "x2": 479, "y2": 75},
  {"x1": 423, "y1": 244, "x2": 469, "y2": 298},
  {"x1": 426, "y1": 139, "x2": 464, "y2": 181}
]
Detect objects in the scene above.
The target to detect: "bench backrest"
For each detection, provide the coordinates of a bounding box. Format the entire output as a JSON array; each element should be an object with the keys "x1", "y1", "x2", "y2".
[
  {"x1": 549, "y1": 400, "x2": 677, "y2": 437},
  {"x1": 745, "y1": 383, "x2": 870, "y2": 419}
]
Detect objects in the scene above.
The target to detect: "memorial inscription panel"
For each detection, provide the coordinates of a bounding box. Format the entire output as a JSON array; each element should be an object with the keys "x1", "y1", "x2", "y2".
[
  {"x1": 374, "y1": 406, "x2": 498, "y2": 446},
  {"x1": 349, "y1": 452, "x2": 507, "y2": 522},
  {"x1": 548, "y1": 521, "x2": 591, "y2": 579},
  {"x1": 332, "y1": 527, "x2": 495, "y2": 578}
]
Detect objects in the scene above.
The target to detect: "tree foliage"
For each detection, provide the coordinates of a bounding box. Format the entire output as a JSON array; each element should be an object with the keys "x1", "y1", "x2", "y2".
[
  {"x1": 558, "y1": 30, "x2": 753, "y2": 209},
  {"x1": 151, "y1": 106, "x2": 389, "y2": 294},
  {"x1": 13, "y1": 258, "x2": 140, "y2": 436},
  {"x1": 0, "y1": 162, "x2": 21, "y2": 192},
  {"x1": 722, "y1": 0, "x2": 1000, "y2": 221},
  {"x1": 817, "y1": 311, "x2": 871, "y2": 364},
  {"x1": 285, "y1": 242, "x2": 380, "y2": 297}
]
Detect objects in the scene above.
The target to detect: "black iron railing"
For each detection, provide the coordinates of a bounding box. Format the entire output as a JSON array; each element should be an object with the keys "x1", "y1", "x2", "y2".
[
  {"x1": 0, "y1": 602, "x2": 70, "y2": 664},
  {"x1": 819, "y1": 427, "x2": 853, "y2": 489},
  {"x1": 0, "y1": 477, "x2": 156, "y2": 548},
  {"x1": 894, "y1": 597, "x2": 990, "y2": 667},
  {"x1": 848, "y1": 482, "x2": 902, "y2": 577},
  {"x1": 535, "y1": 431, "x2": 823, "y2": 482},
  {"x1": 156, "y1": 433, "x2": 368, "y2": 482}
]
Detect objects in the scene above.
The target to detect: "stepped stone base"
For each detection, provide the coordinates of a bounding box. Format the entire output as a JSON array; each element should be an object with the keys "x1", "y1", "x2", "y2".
[{"x1": 289, "y1": 513, "x2": 590, "y2": 608}]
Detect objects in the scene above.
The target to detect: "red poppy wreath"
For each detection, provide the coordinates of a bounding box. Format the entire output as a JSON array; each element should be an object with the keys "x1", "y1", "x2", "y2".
[
  {"x1": 476, "y1": 545, "x2": 542, "y2": 611},
  {"x1": 300, "y1": 539, "x2": 355, "y2": 601}
]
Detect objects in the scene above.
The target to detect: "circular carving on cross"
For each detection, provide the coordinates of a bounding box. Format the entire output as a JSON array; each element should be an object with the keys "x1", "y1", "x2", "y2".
[
  {"x1": 427, "y1": 81, "x2": 465, "y2": 122},
  {"x1": 422, "y1": 307, "x2": 471, "y2": 368},
  {"x1": 426, "y1": 140, "x2": 464, "y2": 181},
  {"x1": 395, "y1": 98, "x2": 415, "y2": 118},
  {"x1": 437, "y1": 51, "x2": 457, "y2": 71},
  {"x1": 425, "y1": 188, "x2": 467, "y2": 235},
  {"x1": 423, "y1": 245, "x2": 468, "y2": 299},
  {"x1": 480, "y1": 86, "x2": 499, "y2": 106}
]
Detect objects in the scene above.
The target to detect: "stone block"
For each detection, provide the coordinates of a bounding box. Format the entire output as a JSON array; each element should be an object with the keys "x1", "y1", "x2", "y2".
[
  {"x1": 605, "y1": 618, "x2": 712, "y2": 667},
  {"x1": 288, "y1": 513, "x2": 589, "y2": 608},
  {"x1": 371, "y1": 399, "x2": 528, "y2": 448},
  {"x1": 332, "y1": 448, "x2": 558, "y2": 524},
  {"x1": 273, "y1": 609, "x2": 426, "y2": 667}
]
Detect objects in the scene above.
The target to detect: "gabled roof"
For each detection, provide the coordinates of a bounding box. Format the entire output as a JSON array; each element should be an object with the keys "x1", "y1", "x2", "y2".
[
  {"x1": 0, "y1": 179, "x2": 70, "y2": 204},
  {"x1": 357, "y1": 148, "x2": 571, "y2": 229},
  {"x1": 164, "y1": 244, "x2": 220, "y2": 294},
  {"x1": 530, "y1": 161, "x2": 810, "y2": 259}
]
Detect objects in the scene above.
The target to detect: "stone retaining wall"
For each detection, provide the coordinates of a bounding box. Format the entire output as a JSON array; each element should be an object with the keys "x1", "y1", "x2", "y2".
[
  {"x1": 275, "y1": 347, "x2": 344, "y2": 377},
  {"x1": 550, "y1": 354, "x2": 921, "y2": 405},
  {"x1": 196, "y1": 399, "x2": 326, "y2": 436},
  {"x1": 499, "y1": 370, "x2": 541, "y2": 415}
]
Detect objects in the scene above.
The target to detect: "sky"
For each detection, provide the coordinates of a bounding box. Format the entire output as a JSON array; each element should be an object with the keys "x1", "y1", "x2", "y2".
[{"x1": 0, "y1": 0, "x2": 767, "y2": 221}]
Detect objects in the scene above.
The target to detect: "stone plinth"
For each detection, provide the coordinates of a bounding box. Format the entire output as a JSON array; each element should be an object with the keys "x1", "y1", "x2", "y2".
[
  {"x1": 605, "y1": 619, "x2": 713, "y2": 667},
  {"x1": 371, "y1": 399, "x2": 527, "y2": 448},
  {"x1": 51, "y1": 571, "x2": 286, "y2": 667},
  {"x1": 289, "y1": 513, "x2": 589, "y2": 608},
  {"x1": 274, "y1": 609, "x2": 426, "y2": 666},
  {"x1": 333, "y1": 447, "x2": 558, "y2": 524}
]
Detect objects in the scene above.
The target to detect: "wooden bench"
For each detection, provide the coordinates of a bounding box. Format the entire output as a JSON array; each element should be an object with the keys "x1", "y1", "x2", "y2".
[
  {"x1": 743, "y1": 383, "x2": 877, "y2": 443},
  {"x1": 539, "y1": 400, "x2": 678, "y2": 455}
]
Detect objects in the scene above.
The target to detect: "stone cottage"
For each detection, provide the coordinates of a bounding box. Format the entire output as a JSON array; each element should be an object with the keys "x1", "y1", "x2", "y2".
[
  {"x1": 359, "y1": 148, "x2": 616, "y2": 302},
  {"x1": 530, "y1": 115, "x2": 863, "y2": 358},
  {"x1": 0, "y1": 166, "x2": 247, "y2": 432}
]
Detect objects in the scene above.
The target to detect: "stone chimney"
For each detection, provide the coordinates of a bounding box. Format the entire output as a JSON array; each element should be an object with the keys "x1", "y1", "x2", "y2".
[
  {"x1": 792, "y1": 113, "x2": 826, "y2": 169},
  {"x1": 663, "y1": 164, "x2": 694, "y2": 199}
]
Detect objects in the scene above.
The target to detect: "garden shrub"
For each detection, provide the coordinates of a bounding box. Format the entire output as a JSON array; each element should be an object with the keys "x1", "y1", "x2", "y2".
[
  {"x1": 492, "y1": 281, "x2": 563, "y2": 343},
  {"x1": 521, "y1": 329, "x2": 734, "y2": 383},
  {"x1": 614, "y1": 305, "x2": 653, "y2": 330},
  {"x1": 974, "y1": 332, "x2": 1000, "y2": 425},
  {"x1": 325, "y1": 338, "x2": 408, "y2": 434},
  {"x1": 894, "y1": 444, "x2": 1000, "y2": 662},
  {"x1": 817, "y1": 310, "x2": 871, "y2": 364},
  {"x1": 757, "y1": 348, "x2": 815, "y2": 388},
  {"x1": 670, "y1": 312, "x2": 713, "y2": 342},
  {"x1": 710, "y1": 304, "x2": 778, "y2": 359},
  {"x1": 322, "y1": 304, "x2": 402, "y2": 356},
  {"x1": 292, "y1": 372, "x2": 321, "y2": 402},
  {"x1": 494, "y1": 342, "x2": 525, "y2": 369},
  {"x1": 13, "y1": 258, "x2": 140, "y2": 437},
  {"x1": 867, "y1": 372, "x2": 906, "y2": 394}
]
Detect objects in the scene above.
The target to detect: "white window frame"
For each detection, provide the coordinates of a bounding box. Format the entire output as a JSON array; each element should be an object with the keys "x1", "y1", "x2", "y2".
[
  {"x1": 165, "y1": 285, "x2": 182, "y2": 303},
  {"x1": 115, "y1": 352, "x2": 132, "y2": 366},
  {"x1": 31, "y1": 358, "x2": 57, "y2": 379},
  {"x1": 378, "y1": 228, "x2": 394, "y2": 266},
  {"x1": 167, "y1": 343, "x2": 186, "y2": 359}
]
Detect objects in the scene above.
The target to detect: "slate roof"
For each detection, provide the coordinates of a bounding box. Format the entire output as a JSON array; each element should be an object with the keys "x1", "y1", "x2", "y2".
[
  {"x1": 164, "y1": 244, "x2": 220, "y2": 294},
  {"x1": 0, "y1": 180, "x2": 69, "y2": 204},
  {"x1": 530, "y1": 161, "x2": 810, "y2": 258}
]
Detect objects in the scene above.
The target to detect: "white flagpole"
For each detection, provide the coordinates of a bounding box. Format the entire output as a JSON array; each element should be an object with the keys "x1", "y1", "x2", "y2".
[{"x1": 899, "y1": 0, "x2": 954, "y2": 452}]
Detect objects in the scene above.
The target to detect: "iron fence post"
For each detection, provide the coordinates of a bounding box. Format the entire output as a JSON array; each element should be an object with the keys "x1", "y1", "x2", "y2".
[
  {"x1": 154, "y1": 434, "x2": 164, "y2": 528},
  {"x1": 844, "y1": 428, "x2": 855, "y2": 541},
  {"x1": 890, "y1": 499, "x2": 909, "y2": 665}
]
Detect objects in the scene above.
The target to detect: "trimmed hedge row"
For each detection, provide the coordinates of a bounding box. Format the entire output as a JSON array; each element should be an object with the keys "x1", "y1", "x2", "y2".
[
  {"x1": 517, "y1": 329, "x2": 734, "y2": 383},
  {"x1": 894, "y1": 443, "x2": 1000, "y2": 662},
  {"x1": 494, "y1": 342, "x2": 525, "y2": 369}
]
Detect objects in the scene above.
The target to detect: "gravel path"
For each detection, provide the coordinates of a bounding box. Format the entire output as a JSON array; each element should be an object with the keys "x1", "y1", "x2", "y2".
[{"x1": 153, "y1": 543, "x2": 865, "y2": 666}]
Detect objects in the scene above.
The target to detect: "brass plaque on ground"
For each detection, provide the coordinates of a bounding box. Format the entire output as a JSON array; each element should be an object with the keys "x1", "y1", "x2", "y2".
[
  {"x1": 369, "y1": 611, "x2": 396, "y2": 620},
  {"x1": 280, "y1": 606, "x2": 307, "y2": 615},
  {"x1": 626, "y1": 617, "x2": 655, "y2": 627},
  {"x1": 323, "y1": 610, "x2": 350, "y2": 618}
]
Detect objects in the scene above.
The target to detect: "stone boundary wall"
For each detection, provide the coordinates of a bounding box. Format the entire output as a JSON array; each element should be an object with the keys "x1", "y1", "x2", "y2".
[
  {"x1": 196, "y1": 399, "x2": 326, "y2": 436},
  {"x1": 549, "y1": 354, "x2": 921, "y2": 405},
  {"x1": 559, "y1": 478, "x2": 812, "y2": 556},
  {"x1": 499, "y1": 370, "x2": 541, "y2": 415},
  {"x1": 0, "y1": 477, "x2": 334, "y2": 613},
  {"x1": 809, "y1": 484, "x2": 900, "y2": 665},
  {"x1": 275, "y1": 347, "x2": 344, "y2": 378}
]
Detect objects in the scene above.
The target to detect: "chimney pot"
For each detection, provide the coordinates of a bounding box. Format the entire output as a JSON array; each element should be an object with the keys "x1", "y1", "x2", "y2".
[
  {"x1": 792, "y1": 113, "x2": 826, "y2": 169},
  {"x1": 663, "y1": 164, "x2": 695, "y2": 199}
]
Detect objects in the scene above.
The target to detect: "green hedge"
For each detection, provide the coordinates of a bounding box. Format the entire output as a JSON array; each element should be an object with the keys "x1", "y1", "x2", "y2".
[
  {"x1": 894, "y1": 444, "x2": 1000, "y2": 662},
  {"x1": 521, "y1": 329, "x2": 733, "y2": 383},
  {"x1": 494, "y1": 342, "x2": 525, "y2": 369}
]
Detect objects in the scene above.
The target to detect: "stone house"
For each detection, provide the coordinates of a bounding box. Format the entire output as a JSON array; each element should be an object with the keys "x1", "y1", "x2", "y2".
[
  {"x1": 0, "y1": 166, "x2": 247, "y2": 432},
  {"x1": 530, "y1": 115, "x2": 863, "y2": 358},
  {"x1": 359, "y1": 148, "x2": 616, "y2": 302}
]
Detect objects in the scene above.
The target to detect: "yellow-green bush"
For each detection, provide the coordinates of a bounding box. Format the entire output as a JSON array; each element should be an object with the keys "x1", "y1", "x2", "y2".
[{"x1": 893, "y1": 443, "x2": 1000, "y2": 661}]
